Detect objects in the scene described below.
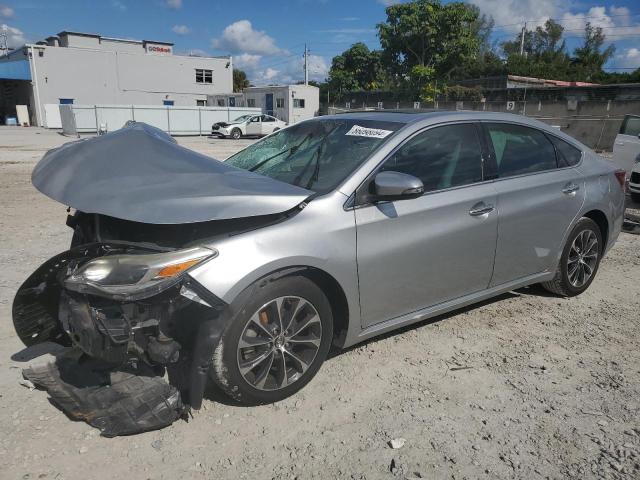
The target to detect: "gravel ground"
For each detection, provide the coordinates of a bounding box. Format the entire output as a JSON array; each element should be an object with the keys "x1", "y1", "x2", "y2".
[{"x1": 1, "y1": 127, "x2": 639, "y2": 480}]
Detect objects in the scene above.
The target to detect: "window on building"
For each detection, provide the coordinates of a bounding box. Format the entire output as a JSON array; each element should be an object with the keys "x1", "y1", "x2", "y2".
[
  {"x1": 196, "y1": 99, "x2": 206, "y2": 107},
  {"x1": 247, "y1": 98, "x2": 256, "y2": 108},
  {"x1": 485, "y1": 123, "x2": 557, "y2": 178},
  {"x1": 217, "y1": 98, "x2": 226, "y2": 107},
  {"x1": 195, "y1": 69, "x2": 213, "y2": 84},
  {"x1": 549, "y1": 135, "x2": 582, "y2": 167},
  {"x1": 59, "y1": 98, "x2": 74, "y2": 105},
  {"x1": 276, "y1": 98, "x2": 284, "y2": 108},
  {"x1": 380, "y1": 124, "x2": 483, "y2": 193},
  {"x1": 293, "y1": 98, "x2": 305, "y2": 108}
]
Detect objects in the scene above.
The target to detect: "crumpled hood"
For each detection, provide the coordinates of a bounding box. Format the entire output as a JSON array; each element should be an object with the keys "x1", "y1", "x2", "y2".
[{"x1": 32, "y1": 122, "x2": 312, "y2": 224}]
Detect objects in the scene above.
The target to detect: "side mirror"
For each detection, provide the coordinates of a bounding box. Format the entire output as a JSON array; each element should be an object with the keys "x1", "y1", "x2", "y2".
[{"x1": 372, "y1": 171, "x2": 424, "y2": 201}]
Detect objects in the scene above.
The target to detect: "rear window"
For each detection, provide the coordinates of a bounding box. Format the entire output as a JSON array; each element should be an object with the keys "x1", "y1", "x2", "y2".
[
  {"x1": 621, "y1": 116, "x2": 640, "y2": 136},
  {"x1": 485, "y1": 123, "x2": 557, "y2": 178},
  {"x1": 549, "y1": 135, "x2": 582, "y2": 167}
]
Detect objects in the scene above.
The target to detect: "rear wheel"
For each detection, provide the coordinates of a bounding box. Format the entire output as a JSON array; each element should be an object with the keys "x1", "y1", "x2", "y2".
[
  {"x1": 209, "y1": 275, "x2": 333, "y2": 405},
  {"x1": 541, "y1": 217, "x2": 603, "y2": 296},
  {"x1": 230, "y1": 128, "x2": 242, "y2": 140}
]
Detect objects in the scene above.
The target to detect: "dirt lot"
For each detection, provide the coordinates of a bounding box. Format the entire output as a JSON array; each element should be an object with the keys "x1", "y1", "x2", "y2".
[{"x1": 1, "y1": 126, "x2": 639, "y2": 480}]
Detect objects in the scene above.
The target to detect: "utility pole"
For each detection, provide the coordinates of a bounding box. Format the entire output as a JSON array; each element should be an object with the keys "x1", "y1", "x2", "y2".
[
  {"x1": 0, "y1": 30, "x2": 8, "y2": 57},
  {"x1": 519, "y1": 22, "x2": 527, "y2": 56},
  {"x1": 303, "y1": 44, "x2": 309, "y2": 85}
]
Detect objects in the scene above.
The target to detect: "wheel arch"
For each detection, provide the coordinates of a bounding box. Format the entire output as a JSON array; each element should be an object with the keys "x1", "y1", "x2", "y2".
[
  {"x1": 583, "y1": 209, "x2": 609, "y2": 253},
  {"x1": 250, "y1": 266, "x2": 351, "y2": 349}
]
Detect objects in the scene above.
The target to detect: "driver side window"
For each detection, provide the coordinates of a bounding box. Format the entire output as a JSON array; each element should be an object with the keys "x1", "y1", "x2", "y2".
[{"x1": 380, "y1": 123, "x2": 483, "y2": 193}]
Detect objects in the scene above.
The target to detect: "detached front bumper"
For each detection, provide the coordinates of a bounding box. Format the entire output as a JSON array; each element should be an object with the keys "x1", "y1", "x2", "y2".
[{"x1": 13, "y1": 244, "x2": 229, "y2": 435}]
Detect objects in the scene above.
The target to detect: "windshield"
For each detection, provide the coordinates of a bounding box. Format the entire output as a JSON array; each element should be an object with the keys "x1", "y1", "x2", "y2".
[
  {"x1": 225, "y1": 118, "x2": 403, "y2": 194},
  {"x1": 233, "y1": 115, "x2": 253, "y2": 122}
]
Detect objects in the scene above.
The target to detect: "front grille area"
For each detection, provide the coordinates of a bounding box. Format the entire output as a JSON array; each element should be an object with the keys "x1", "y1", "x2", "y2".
[{"x1": 631, "y1": 171, "x2": 640, "y2": 184}]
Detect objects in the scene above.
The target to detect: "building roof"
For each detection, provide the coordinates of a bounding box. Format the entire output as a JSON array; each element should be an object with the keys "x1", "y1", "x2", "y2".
[{"x1": 55, "y1": 31, "x2": 174, "y2": 47}]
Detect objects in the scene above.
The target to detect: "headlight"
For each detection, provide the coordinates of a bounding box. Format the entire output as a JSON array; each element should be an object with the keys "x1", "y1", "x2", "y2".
[{"x1": 64, "y1": 246, "x2": 216, "y2": 300}]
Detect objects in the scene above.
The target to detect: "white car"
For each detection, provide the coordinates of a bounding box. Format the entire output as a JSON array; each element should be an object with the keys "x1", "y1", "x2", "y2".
[
  {"x1": 612, "y1": 114, "x2": 640, "y2": 198},
  {"x1": 211, "y1": 114, "x2": 287, "y2": 139}
]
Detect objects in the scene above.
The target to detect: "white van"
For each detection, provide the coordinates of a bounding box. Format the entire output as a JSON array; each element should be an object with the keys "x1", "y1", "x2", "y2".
[{"x1": 612, "y1": 115, "x2": 640, "y2": 202}]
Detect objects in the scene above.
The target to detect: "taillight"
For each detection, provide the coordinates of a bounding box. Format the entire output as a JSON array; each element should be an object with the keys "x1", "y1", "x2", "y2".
[{"x1": 614, "y1": 169, "x2": 626, "y2": 191}]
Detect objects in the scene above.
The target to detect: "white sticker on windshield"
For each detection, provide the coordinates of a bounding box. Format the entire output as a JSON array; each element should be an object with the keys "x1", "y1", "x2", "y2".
[{"x1": 345, "y1": 124, "x2": 393, "y2": 139}]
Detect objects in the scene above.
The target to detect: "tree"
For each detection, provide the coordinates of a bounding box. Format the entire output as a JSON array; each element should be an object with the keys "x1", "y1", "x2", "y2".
[
  {"x1": 500, "y1": 20, "x2": 572, "y2": 79},
  {"x1": 233, "y1": 69, "x2": 250, "y2": 92},
  {"x1": 377, "y1": 0, "x2": 481, "y2": 89},
  {"x1": 573, "y1": 23, "x2": 616, "y2": 81},
  {"x1": 327, "y1": 43, "x2": 385, "y2": 96}
]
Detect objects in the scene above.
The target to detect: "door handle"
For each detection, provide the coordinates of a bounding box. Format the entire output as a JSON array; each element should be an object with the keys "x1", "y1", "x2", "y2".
[
  {"x1": 469, "y1": 203, "x2": 494, "y2": 216},
  {"x1": 562, "y1": 183, "x2": 580, "y2": 195}
]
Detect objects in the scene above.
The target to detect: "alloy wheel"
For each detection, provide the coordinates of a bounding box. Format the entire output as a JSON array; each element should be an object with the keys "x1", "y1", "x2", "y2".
[
  {"x1": 236, "y1": 296, "x2": 322, "y2": 391},
  {"x1": 567, "y1": 229, "x2": 599, "y2": 288}
]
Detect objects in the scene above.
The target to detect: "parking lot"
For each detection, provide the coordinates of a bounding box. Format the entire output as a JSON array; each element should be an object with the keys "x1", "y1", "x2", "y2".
[{"x1": 1, "y1": 126, "x2": 639, "y2": 480}]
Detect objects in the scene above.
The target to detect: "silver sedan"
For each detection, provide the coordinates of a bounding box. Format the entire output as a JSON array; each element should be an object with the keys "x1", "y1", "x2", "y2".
[{"x1": 16, "y1": 112, "x2": 626, "y2": 415}]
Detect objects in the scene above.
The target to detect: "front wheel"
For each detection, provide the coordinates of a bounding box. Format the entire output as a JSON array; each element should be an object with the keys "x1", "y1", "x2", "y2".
[
  {"x1": 209, "y1": 275, "x2": 333, "y2": 405},
  {"x1": 230, "y1": 128, "x2": 242, "y2": 140},
  {"x1": 541, "y1": 217, "x2": 603, "y2": 296}
]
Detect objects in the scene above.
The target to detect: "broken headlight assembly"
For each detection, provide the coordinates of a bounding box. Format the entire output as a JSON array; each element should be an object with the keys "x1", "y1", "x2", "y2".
[{"x1": 64, "y1": 246, "x2": 217, "y2": 301}]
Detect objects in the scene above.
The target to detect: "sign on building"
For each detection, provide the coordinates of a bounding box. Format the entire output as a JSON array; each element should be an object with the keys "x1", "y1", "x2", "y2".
[
  {"x1": 377, "y1": 101, "x2": 384, "y2": 110},
  {"x1": 506, "y1": 101, "x2": 515, "y2": 111}
]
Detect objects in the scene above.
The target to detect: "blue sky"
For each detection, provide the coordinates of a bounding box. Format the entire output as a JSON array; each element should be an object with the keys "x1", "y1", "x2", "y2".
[{"x1": 1, "y1": 0, "x2": 639, "y2": 85}]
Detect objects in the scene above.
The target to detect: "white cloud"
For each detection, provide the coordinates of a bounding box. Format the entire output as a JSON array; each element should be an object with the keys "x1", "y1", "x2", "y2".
[
  {"x1": 166, "y1": 0, "x2": 182, "y2": 9},
  {"x1": 0, "y1": 4, "x2": 14, "y2": 18},
  {"x1": 378, "y1": 0, "x2": 400, "y2": 6},
  {"x1": 252, "y1": 54, "x2": 328, "y2": 86},
  {"x1": 172, "y1": 24, "x2": 190, "y2": 35},
  {"x1": 263, "y1": 68, "x2": 279, "y2": 81},
  {"x1": 111, "y1": 0, "x2": 126, "y2": 11},
  {"x1": 468, "y1": 0, "x2": 559, "y2": 33},
  {"x1": 234, "y1": 53, "x2": 262, "y2": 70},
  {"x1": 1, "y1": 23, "x2": 26, "y2": 48},
  {"x1": 212, "y1": 20, "x2": 285, "y2": 55},
  {"x1": 561, "y1": 6, "x2": 640, "y2": 39},
  {"x1": 615, "y1": 47, "x2": 640, "y2": 69}
]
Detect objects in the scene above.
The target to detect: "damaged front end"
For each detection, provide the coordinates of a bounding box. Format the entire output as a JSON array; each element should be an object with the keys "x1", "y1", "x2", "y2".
[{"x1": 13, "y1": 239, "x2": 226, "y2": 436}]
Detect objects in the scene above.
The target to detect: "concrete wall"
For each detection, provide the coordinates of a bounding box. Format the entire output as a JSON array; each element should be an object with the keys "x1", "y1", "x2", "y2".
[
  {"x1": 332, "y1": 98, "x2": 640, "y2": 151},
  {"x1": 28, "y1": 44, "x2": 232, "y2": 126}
]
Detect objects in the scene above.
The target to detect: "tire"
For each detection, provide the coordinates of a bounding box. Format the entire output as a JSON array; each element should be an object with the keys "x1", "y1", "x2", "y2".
[
  {"x1": 541, "y1": 217, "x2": 603, "y2": 297},
  {"x1": 630, "y1": 192, "x2": 640, "y2": 204},
  {"x1": 209, "y1": 274, "x2": 333, "y2": 405},
  {"x1": 230, "y1": 128, "x2": 242, "y2": 140}
]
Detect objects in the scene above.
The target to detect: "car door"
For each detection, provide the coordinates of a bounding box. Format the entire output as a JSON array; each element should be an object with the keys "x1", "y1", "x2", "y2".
[
  {"x1": 261, "y1": 115, "x2": 277, "y2": 135},
  {"x1": 481, "y1": 122, "x2": 586, "y2": 286},
  {"x1": 245, "y1": 115, "x2": 262, "y2": 136},
  {"x1": 612, "y1": 115, "x2": 640, "y2": 176},
  {"x1": 355, "y1": 123, "x2": 498, "y2": 328}
]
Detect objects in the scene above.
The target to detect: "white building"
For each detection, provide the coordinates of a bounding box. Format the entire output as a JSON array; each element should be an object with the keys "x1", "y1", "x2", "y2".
[
  {"x1": 0, "y1": 31, "x2": 233, "y2": 127},
  {"x1": 208, "y1": 84, "x2": 320, "y2": 124}
]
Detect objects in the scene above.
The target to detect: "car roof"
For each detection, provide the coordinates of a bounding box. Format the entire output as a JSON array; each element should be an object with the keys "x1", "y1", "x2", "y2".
[
  {"x1": 316, "y1": 109, "x2": 589, "y2": 150},
  {"x1": 321, "y1": 109, "x2": 550, "y2": 126}
]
